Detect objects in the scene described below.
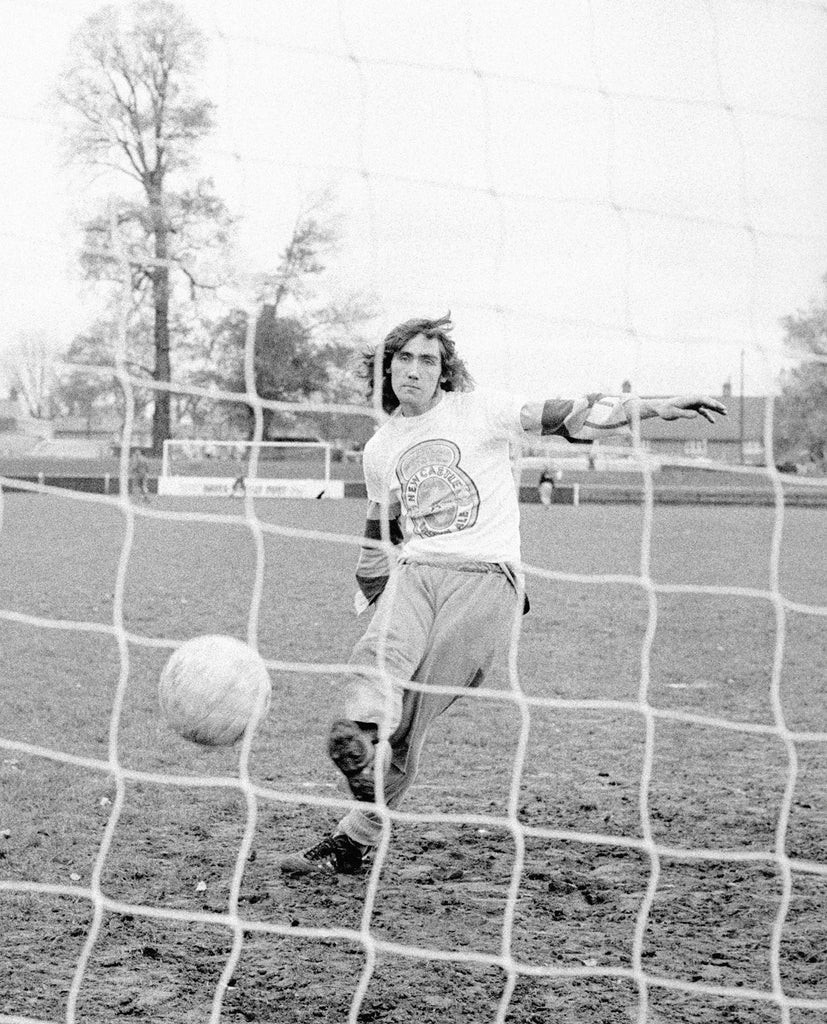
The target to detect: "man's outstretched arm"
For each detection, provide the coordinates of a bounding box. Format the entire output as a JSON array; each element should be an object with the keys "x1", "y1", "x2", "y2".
[{"x1": 520, "y1": 393, "x2": 727, "y2": 441}]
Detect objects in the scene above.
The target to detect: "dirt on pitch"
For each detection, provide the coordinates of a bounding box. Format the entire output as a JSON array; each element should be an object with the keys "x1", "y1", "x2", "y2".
[{"x1": 1, "y1": 494, "x2": 826, "y2": 1023}]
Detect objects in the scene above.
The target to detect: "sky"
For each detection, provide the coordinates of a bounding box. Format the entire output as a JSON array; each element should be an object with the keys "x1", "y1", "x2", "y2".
[{"x1": 0, "y1": 0, "x2": 825, "y2": 400}]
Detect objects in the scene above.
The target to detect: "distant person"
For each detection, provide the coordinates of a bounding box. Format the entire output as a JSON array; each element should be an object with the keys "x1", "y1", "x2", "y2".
[
  {"x1": 538, "y1": 466, "x2": 558, "y2": 506},
  {"x1": 278, "y1": 312, "x2": 727, "y2": 877},
  {"x1": 129, "y1": 449, "x2": 151, "y2": 502}
]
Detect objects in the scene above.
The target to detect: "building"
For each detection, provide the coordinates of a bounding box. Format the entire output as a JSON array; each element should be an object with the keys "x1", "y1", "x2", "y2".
[{"x1": 638, "y1": 381, "x2": 767, "y2": 465}]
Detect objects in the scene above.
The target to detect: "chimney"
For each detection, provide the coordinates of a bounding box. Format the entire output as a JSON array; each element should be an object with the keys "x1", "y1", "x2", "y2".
[
  {"x1": 722, "y1": 379, "x2": 732, "y2": 398},
  {"x1": 621, "y1": 379, "x2": 632, "y2": 394}
]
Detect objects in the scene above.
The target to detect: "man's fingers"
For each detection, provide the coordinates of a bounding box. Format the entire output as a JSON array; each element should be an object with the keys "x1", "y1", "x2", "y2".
[
  {"x1": 684, "y1": 397, "x2": 727, "y2": 418},
  {"x1": 664, "y1": 399, "x2": 725, "y2": 421},
  {"x1": 704, "y1": 399, "x2": 727, "y2": 415},
  {"x1": 696, "y1": 398, "x2": 727, "y2": 414}
]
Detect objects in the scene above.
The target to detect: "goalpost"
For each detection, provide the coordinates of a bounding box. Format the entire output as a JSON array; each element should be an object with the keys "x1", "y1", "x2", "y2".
[
  {"x1": 2, "y1": 3, "x2": 826, "y2": 1024},
  {"x1": 157, "y1": 439, "x2": 341, "y2": 498}
]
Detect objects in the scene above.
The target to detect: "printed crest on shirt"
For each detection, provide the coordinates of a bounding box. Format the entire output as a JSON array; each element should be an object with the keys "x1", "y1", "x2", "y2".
[{"x1": 396, "y1": 439, "x2": 480, "y2": 537}]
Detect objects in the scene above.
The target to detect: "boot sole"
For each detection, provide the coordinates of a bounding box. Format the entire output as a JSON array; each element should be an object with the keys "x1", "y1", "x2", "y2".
[{"x1": 328, "y1": 719, "x2": 374, "y2": 776}]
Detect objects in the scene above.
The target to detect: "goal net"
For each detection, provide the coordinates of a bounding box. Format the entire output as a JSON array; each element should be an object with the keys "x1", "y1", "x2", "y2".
[
  {"x1": 158, "y1": 439, "x2": 339, "y2": 498},
  {"x1": 2, "y1": 2, "x2": 827, "y2": 1024}
]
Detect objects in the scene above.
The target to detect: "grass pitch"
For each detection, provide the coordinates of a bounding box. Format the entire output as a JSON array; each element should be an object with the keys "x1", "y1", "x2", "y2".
[{"x1": 1, "y1": 492, "x2": 825, "y2": 1023}]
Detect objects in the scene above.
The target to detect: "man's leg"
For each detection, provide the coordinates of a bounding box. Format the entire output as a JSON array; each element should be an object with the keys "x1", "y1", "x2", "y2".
[
  {"x1": 280, "y1": 567, "x2": 519, "y2": 874},
  {"x1": 339, "y1": 565, "x2": 437, "y2": 735},
  {"x1": 327, "y1": 569, "x2": 518, "y2": 850},
  {"x1": 279, "y1": 566, "x2": 435, "y2": 875},
  {"x1": 323, "y1": 563, "x2": 438, "y2": 807}
]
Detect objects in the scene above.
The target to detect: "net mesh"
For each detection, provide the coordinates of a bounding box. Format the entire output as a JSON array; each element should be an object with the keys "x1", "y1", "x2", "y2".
[{"x1": 1, "y1": 1, "x2": 827, "y2": 1023}]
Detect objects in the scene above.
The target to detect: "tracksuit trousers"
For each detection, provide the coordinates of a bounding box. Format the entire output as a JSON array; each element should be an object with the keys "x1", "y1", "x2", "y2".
[{"x1": 335, "y1": 560, "x2": 521, "y2": 847}]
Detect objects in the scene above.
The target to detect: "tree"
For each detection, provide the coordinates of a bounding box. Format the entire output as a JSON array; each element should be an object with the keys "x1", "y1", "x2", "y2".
[
  {"x1": 58, "y1": 0, "x2": 231, "y2": 454},
  {"x1": 205, "y1": 303, "x2": 352, "y2": 441},
  {"x1": 775, "y1": 277, "x2": 827, "y2": 468},
  {"x1": 53, "y1": 324, "x2": 154, "y2": 430},
  {"x1": 1, "y1": 331, "x2": 58, "y2": 419},
  {"x1": 171, "y1": 306, "x2": 250, "y2": 438},
  {"x1": 221, "y1": 198, "x2": 377, "y2": 442},
  {"x1": 53, "y1": 331, "x2": 115, "y2": 426},
  {"x1": 251, "y1": 307, "x2": 339, "y2": 438}
]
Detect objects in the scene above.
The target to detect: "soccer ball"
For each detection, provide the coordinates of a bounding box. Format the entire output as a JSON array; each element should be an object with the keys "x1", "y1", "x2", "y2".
[{"x1": 159, "y1": 635, "x2": 272, "y2": 746}]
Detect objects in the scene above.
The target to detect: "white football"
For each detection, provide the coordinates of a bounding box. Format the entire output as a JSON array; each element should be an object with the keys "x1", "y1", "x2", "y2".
[{"x1": 159, "y1": 635, "x2": 272, "y2": 746}]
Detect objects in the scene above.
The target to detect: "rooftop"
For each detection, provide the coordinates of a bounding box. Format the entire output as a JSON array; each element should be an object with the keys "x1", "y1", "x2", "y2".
[{"x1": 639, "y1": 394, "x2": 766, "y2": 442}]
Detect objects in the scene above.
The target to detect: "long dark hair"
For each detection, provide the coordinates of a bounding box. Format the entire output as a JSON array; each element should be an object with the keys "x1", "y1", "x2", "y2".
[{"x1": 361, "y1": 313, "x2": 474, "y2": 413}]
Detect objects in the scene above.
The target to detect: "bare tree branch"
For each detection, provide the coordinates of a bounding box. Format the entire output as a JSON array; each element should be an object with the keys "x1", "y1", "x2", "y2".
[{"x1": 57, "y1": 0, "x2": 221, "y2": 453}]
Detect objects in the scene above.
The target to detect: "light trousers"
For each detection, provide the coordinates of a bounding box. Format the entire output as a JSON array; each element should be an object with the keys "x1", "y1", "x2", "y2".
[{"x1": 335, "y1": 561, "x2": 520, "y2": 847}]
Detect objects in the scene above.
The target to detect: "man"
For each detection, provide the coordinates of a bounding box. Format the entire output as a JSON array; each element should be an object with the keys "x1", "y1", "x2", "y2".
[
  {"x1": 538, "y1": 465, "x2": 559, "y2": 506},
  {"x1": 280, "y1": 314, "x2": 726, "y2": 876},
  {"x1": 129, "y1": 448, "x2": 151, "y2": 502}
]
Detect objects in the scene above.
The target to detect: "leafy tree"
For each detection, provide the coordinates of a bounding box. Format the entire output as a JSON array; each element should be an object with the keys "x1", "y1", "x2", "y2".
[
  {"x1": 58, "y1": 0, "x2": 231, "y2": 454},
  {"x1": 172, "y1": 306, "x2": 251, "y2": 437},
  {"x1": 251, "y1": 307, "x2": 340, "y2": 438},
  {"x1": 221, "y1": 198, "x2": 377, "y2": 443},
  {"x1": 53, "y1": 325, "x2": 154, "y2": 430},
  {"x1": 53, "y1": 332, "x2": 115, "y2": 426},
  {"x1": 206, "y1": 303, "x2": 356, "y2": 442},
  {"x1": 1, "y1": 331, "x2": 57, "y2": 419},
  {"x1": 775, "y1": 277, "x2": 827, "y2": 468}
]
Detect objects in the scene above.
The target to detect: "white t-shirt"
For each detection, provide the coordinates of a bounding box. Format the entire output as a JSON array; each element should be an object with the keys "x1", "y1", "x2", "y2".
[{"x1": 362, "y1": 388, "x2": 527, "y2": 563}]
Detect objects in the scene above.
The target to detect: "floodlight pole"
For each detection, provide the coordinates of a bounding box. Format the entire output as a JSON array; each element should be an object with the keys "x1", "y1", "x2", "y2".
[{"x1": 739, "y1": 348, "x2": 745, "y2": 465}]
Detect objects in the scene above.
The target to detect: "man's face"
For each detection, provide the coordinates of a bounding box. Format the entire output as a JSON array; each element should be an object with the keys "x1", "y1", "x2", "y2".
[{"x1": 390, "y1": 333, "x2": 445, "y2": 416}]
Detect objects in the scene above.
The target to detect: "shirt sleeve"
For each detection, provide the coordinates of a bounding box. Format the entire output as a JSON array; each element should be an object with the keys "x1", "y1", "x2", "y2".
[
  {"x1": 355, "y1": 441, "x2": 403, "y2": 610},
  {"x1": 478, "y1": 388, "x2": 528, "y2": 439},
  {"x1": 362, "y1": 442, "x2": 387, "y2": 504},
  {"x1": 354, "y1": 499, "x2": 404, "y2": 606},
  {"x1": 561, "y1": 394, "x2": 635, "y2": 441}
]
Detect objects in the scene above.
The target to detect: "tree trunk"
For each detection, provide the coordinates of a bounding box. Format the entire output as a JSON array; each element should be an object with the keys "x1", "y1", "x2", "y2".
[{"x1": 151, "y1": 199, "x2": 172, "y2": 455}]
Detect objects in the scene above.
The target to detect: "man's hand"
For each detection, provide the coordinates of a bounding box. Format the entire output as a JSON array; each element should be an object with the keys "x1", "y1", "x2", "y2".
[{"x1": 653, "y1": 396, "x2": 728, "y2": 423}]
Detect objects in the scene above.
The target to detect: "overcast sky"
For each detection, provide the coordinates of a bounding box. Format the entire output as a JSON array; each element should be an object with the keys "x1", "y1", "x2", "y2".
[{"x1": 1, "y1": 0, "x2": 825, "y2": 399}]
